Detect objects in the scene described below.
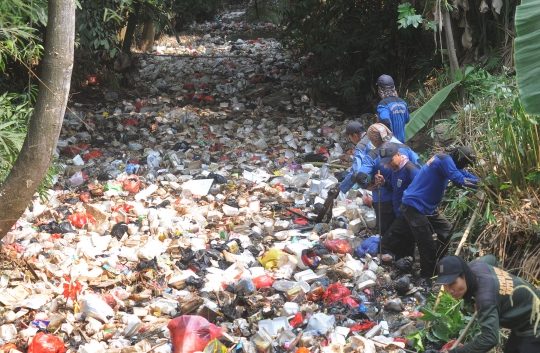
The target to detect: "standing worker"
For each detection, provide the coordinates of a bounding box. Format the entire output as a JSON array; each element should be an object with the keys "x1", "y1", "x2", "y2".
[
  {"x1": 374, "y1": 142, "x2": 420, "y2": 261},
  {"x1": 400, "y1": 147, "x2": 479, "y2": 283},
  {"x1": 355, "y1": 124, "x2": 421, "y2": 236},
  {"x1": 337, "y1": 122, "x2": 370, "y2": 195},
  {"x1": 376, "y1": 74, "x2": 410, "y2": 143},
  {"x1": 432, "y1": 255, "x2": 540, "y2": 353}
]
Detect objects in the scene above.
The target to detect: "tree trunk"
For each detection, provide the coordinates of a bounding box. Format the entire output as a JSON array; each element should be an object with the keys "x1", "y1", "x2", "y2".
[
  {"x1": 0, "y1": 0, "x2": 74, "y2": 238},
  {"x1": 139, "y1": 20, "x2": 156, "y2": 53},
  {"x1": 122, "y1": 2, "x2": 141, "y2": 55},
  {"x1": 443, "y1": 9, "x2": 459, "y2": 81}
]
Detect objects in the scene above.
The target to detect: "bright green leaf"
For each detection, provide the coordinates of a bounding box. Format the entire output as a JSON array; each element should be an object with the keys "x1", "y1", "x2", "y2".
[{"x1": 405, "y1": 80, "x2": 461, "y2": 141}]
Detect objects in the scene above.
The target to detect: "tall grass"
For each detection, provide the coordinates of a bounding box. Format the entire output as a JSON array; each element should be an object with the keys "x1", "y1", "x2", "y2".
[{"x1": 445, "y1": 74, "x2": 540, "y2": 280}]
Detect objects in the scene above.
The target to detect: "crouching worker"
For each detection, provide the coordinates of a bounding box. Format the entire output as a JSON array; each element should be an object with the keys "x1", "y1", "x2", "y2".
[
  {"x1": 374, "y1": 142, "x2": 420, "y2": 261},
  {"x1": 433, "y1": 255, "x2": 540, "y2": 353}
]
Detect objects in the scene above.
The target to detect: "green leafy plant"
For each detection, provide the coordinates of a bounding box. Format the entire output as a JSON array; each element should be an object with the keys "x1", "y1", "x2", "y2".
[
  {"x1": 514, "y1": 0, "x2": 540, "y2": 116},
  {"x1": 397, "y1": 3, "x2": 423, "y2": 29},
  {"x1": 407, "y1": 292, "x2": 481, "y2": 351}
]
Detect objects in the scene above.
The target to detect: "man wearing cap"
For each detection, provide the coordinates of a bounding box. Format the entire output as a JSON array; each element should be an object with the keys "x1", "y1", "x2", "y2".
[
  {"x1": 433, "y1": 255, "x2": 540, "y2": 353},
  {"x1": 337, "y1": 122, "x2": 370, "y2": 194},
  {"x1": 374, "y1": 142, "x2": 420, "y2": 260},
  {"x1": 376, "y1": 74, "x2": 410, "y2": 143},
  {"x1": 400, "y1": 147, "x2": 479, "y2": 281},
  {"x1": 355, "y1": 124, "x2": 421, "y2": 236}
]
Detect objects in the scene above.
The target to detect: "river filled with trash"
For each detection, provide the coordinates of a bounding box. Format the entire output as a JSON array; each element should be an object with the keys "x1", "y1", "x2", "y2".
[{"x1": 0, "y1": 9, "x2": 438, "y2": 353}]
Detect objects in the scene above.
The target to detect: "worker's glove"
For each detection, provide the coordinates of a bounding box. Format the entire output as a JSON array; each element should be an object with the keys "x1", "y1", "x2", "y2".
[
  {"x1": 355, "y1": 172, "x2": 369, "y2": 185},
  {"x1": 424, "y1": 350, "x2": 441, "y2": 353},
  {"x1": 328, "y1": 187, "x2": 340, "y2": 198}
]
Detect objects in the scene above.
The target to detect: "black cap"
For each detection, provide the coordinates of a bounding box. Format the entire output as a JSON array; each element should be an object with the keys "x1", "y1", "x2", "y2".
[
  {"x1": 342, "y1": 122, "x2": 365, "y2": 137},
  {"x1": 377, "y1": 74, "x2": 394, "y2": 88},
  {"x1": 378, "y1": 143, "x2": 400, "y2": 165},
  {"x1": 435, "y1": 256, "x2": 465, "y2": 285}
]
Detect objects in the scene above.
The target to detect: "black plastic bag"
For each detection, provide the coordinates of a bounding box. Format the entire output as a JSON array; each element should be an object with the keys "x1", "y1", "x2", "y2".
[
  {"x1": 111, "y1": 222, "x2": 128, "y2": 239},
  {"x1": 51, "y1": 221, "x2": 75, "y2": 234},
  {"x1": 304, "y1": 153, "x2": 328, "y2": 162},
  {"x1": 185, "y1": 276, "x2": 205, "y2": 289}
]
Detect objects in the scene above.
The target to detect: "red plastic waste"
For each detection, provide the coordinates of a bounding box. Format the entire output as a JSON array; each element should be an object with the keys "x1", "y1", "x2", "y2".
[
  {"x1": 440, "y1": 340, "x2": 463, "y2": 351},
  {"x1": 323, "y1": 283, "x2": 351, "y2": 305},
  {"x1": 68, "y1": 212, "x2": 96, "y2": 228},
  {"x1": 289, "y1": 313, "x2": 303, "y2": 328},
  {"x1": 2, "y1": 343, "x2": 20, "y2": 351},
  {"x1": 80, "y1": 191, "x2": 90, "y2": 203},
  {"x1": 252, "y1": 274, "x2": 275, "y2": 289},
  {"x1": 83, "y1": 150, "x2": 104, "y2": 162},
  {"x1": 123, "y1": 174, "x2": 141, "y2": 194},
  {"x1": 341, "y1": 296, "x2": 360, "y2": 308},
  {"x1": 350, "y1": 320, "x2": 376, "y2": 332},
  {"x1": 77, "y1": 143, "x2": 91, "y2": 151},
  {"x1": 324, "y1": 239, "x2": 353, "y2": 254},
  {"x1": 123, "y1": 118, "x2": 139, "y2": 127},
  {"x1": 60, "y1": 146, "x2": 81, "y2": 157},
  {"x1": 183, "y1": 83, "x2": 195, "y2": 90},
  {"x1": 27, "y1": 332, "x2": 66, "y2": 353},
  {"x1": 168, "y1": 315, "x2": 224, "y2": 353},
  {"x1": 87, "y1": 74, "x2": 100, "y2": 85},
  {"x1": 62, "y1": 280, "x2": 82, "y2": 300}
]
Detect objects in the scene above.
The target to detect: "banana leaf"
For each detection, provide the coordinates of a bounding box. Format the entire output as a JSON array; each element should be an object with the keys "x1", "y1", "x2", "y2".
[
  {"x1": 514, "y1": 0, "x2": 540, "y2": 116},
  {"x1": 405, "y1": 81, "x2": 461, "y2": 141}
]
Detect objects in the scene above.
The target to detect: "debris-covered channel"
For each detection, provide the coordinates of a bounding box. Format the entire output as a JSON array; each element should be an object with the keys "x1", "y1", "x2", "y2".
[{"x1": 0, "y1": 10, "x2": 446, "y2": 353}]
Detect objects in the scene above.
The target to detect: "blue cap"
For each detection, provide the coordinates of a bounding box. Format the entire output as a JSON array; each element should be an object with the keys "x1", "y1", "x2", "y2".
[{"x1": 377, "y1": 74, "x2": 394, "y2": 88}]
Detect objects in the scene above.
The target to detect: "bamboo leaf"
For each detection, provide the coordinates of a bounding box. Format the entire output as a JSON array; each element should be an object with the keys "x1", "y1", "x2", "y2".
[
  {"x1": 405, "y1": 80, "x2": 461, "y2": 141},
  {"x1": 514, "y1": 0, "x2": 540, "y2": 115}
]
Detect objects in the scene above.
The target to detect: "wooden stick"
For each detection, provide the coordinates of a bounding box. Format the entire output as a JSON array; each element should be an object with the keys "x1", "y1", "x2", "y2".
[
  {"x1": 307, "y1": 162, "x2": 349, "y2": 169},
  {"x1": 431, "y1": 191, "x2": 485, "y2": 319},
  {"x1": 451, "y1": 311, "x2": 479, "y2": 348}
]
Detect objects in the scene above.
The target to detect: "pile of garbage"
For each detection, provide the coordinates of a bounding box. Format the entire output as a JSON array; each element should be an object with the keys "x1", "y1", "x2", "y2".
[{"x1": 0, "y1": 10, "x2": 433, "y2": 353}]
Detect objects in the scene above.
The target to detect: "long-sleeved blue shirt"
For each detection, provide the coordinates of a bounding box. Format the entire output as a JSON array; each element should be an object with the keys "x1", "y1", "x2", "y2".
[
  {"x1": 377, "y1": 97, "x2": 410, "y2": 143},
  {"x1": 357, "y1": 138, "x2": 421, "y2": 203},
  {"x1": 338, "y1": 135, "x2": 369, "y2": 193},
  {"x1": 389, "y1": 161, "x2": 420, "y2": 217},
  {"x1": 402, "y1": 153, "x2": 479, "y2": 215}
]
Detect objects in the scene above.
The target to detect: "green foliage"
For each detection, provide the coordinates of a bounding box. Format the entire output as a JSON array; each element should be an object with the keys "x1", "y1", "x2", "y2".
[
  {"x1": 397, "y1": 3, "x2": 423, "y2": 29},
  {"x1": 0, "y1": 0, "x2": 45, "y2": 71},
  {"x1": 407, "y1": 292, "x2": 481, "y2": 351},
  {"x1": 0, "y1": 86, "x2": 63, "y2": 200},
  {"x1": 76, "y1": 0, "x2": 124, "y2": 56},
  {"x1": 280, "y1": 0, "x2": 438, "y2": 101},
  {"x1": 172, "y1": 0, "x2": 225, "y2": 30},
  {"x1": 406, "y1": 81, "x2": 461, "y2": 141},
  {"x1": 514, "y1": 0, "x2": 540, "y2": 116}
]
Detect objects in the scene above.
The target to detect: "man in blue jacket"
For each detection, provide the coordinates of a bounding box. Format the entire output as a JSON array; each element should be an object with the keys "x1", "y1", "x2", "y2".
[
  {"x1": 400, "y1": 147, "x2": 479, "y2": 281},
  {"x1": 355, "y1": 124, "x2": 421, "y2": 236},
  {"x1": 376, "y1": 74, "x2": 410, "y2": 143},
  {"x1": 338, "y1": 122, "x2": 370, "y2": 194},
  {"x1": 374, "y1": 142, "x2": 420, "y2": 260}
]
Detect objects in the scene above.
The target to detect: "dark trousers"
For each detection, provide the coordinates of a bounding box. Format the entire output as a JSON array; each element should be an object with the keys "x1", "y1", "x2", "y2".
[
  {"x1": 373, "y1": 200, "x2": 396, "y2": 236},
  {"x1": 381, "y1": 216, "x2": 415, "y2": 260},
  {"x1": 503, "y1": 331, "x2": 540, "y2": 353},
  {"x1": 399, "y1": 204, "x2": 453, "y2": 277}
]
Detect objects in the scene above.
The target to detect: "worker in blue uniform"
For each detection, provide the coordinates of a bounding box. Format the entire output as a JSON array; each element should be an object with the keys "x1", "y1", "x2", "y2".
[
  {"x1": 400, "y1": 146, "x2": 479, "y2": 281},
  {"x1": 355, "y1": 124, "x2": 421, "y2": 236},
  {"x1": 337, "y1": 122, "x2": 369, "y2": 194},
  {"x1": 376, "y1": 74, "x2": 410, "y2": 143},
  {"x1": 374, "y1": 142, "x2": 420, "y2": 261}
]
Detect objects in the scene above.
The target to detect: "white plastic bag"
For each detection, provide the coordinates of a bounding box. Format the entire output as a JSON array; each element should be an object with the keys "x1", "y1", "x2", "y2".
[{"x1": 80, "y1": 295, "x2": 114, "y2": 322}]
